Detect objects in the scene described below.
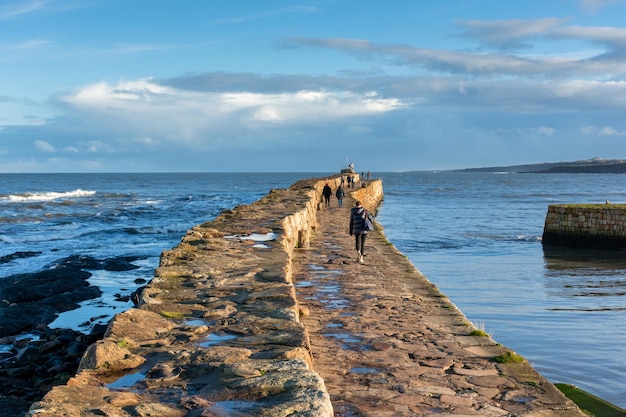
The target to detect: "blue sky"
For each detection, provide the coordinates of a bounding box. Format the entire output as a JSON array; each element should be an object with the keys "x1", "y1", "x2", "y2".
[{"x1": 3, "y1": 0, "x2": 626, "y2": 172}]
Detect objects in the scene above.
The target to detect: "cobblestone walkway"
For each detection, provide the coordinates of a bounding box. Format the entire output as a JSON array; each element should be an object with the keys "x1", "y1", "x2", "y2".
[{"x1": 293, "y1": 194, "x2": 585, "y2": 417}]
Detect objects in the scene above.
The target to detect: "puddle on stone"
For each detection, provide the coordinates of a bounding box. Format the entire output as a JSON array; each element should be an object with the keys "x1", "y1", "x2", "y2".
[
  {"x1": 184, "y1": 319, "x2": 207, "y2": 327},
  {"x1": 325, "y1": 323, "x2": 343, "y2": 328},
  {"x1": 225, "y1": 232, "x2": 277, "y2": 242},
  {"x1": 253, "y1": 243, "x2": 270, "y2": 248},
  {"x1": 350, "y1": 367, "x2": 382, "y2": 374},
  {"x1": 325, "y1": 299, "x2": 350, "y2": 309},
  {"x1": 210, "y1": 400, "x2": 257, "y2": 414},
  {"x1": 318, "y1": 284, "x2": 340, "y2": 293},
  {"x1": 324, "y1": 333, "x2": 361, "y2": 343},
  {"x1": 512, "y1": 397, "x2": 535, "y2": 404},
  {"x1": 199, "y1": 332, "x2": 238, "y2": 347},
  {"x1": 106, "y1": 371, "x2": 146, "y2": 389},
  {"x1": 295, "y1": 280, "x2": 312, "y2": 288},
  {"x1": 308, "y1": 264, "x2": 325, "y2": 271}
]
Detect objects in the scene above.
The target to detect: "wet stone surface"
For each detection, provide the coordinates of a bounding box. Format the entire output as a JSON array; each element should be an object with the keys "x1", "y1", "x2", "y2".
[
  {"x1": 293, "y1": 188, "x2": 587, "y2": 416},
  {"x1": 27, "y1": 177, "x2": 585, "y2": 417}
]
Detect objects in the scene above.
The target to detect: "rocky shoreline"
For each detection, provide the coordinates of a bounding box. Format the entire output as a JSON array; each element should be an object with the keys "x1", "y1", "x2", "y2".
[{"x1": 0, "y1": 254, "x2": 145, "y2": 416}]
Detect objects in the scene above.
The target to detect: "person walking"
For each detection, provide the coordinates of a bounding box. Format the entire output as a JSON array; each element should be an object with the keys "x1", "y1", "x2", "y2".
[
  {"x1": 322, "y1": 183, "x2": 332, "y2": 208},
  {"x1": 349, "y1": 201, "x2": 373, "y2": 263},
  {"x1": 335, "y1": 185, "x2": 345, "y2": 208}
]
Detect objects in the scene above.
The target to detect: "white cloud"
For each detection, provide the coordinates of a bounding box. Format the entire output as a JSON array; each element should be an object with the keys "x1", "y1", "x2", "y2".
[
  {"x1": 599, "y1": 126, "x2": 626, "y2": 136},
  {"x1": 581, "y1": 125, "x2": 626, "y2": 135},
  {"x1": 578, "y1": 0, "x2": 626, "y2": 13},
  {"x1": 290, "y1": 18, "x2": 626, "y2": 78},
  {"x1": 457, "y1": 18, "x2": 566, "y2": 49},
  {"x1": 60, "y1": 79, "x2": 406, "y2": 149},
  {"x1": 536, "y1": 126, "x2": 555, "y2": 136},
  {"x1": 0, "y1": 0, "x2": 49, "y2": 19},
  {"x1": 34, "y1": 139, "x2": 55, "y2": 153}
]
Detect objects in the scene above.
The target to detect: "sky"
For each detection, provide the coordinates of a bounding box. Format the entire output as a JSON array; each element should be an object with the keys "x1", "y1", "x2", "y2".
[{"x1": 3, "y1": 0, "x2": 626, "y2": 172}]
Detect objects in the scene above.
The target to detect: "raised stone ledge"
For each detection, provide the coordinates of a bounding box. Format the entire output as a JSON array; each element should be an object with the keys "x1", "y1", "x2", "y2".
[
  {"x1": 28, "y1": 176, "x2": 382, "y2": 417},
  {"x1": 542, "y1": 204, "x2": 626, "y2": 249}
]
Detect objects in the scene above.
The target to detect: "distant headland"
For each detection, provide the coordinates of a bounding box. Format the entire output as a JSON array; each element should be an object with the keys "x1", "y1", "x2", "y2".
[{"x1": 458, "y1": 157, "x2": 626, "y2": 174}]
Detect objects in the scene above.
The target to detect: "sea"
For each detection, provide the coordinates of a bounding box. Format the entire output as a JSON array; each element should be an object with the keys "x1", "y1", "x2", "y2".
[{"x1": 1, "y1": 171, "x2": 625, "y2": 408}]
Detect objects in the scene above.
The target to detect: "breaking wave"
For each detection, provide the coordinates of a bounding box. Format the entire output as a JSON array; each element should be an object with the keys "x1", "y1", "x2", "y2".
[{"x1": 2, "y1": 189, "x2": 96, "y2": 203}]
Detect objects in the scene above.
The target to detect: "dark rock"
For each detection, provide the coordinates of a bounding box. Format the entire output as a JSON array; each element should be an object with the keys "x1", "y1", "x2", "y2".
[
  {"x1": 131, "y1": 286, "x2": 146, "y2": 307},
  {"x1": 0, "y1": 304, "x2": 57, "y2": 336},
  {"x1": 16, "y1": 346, "x2": 42, "y2": 363},
  {"x1": 102, "y1": 256, "x2": 142, "y2": 271},
  {"x1": 46, "y1": 254, "x2": 102, "y2": 270},
  {"x1": 0, "y1": 395, "x2": 30, "y2": 417},
  {"x1": 0, "y1": 251, "x2": 41, "y2": 265},
  {"x1": 67, "y1": 341, "x2": 89, "y2": 358}
]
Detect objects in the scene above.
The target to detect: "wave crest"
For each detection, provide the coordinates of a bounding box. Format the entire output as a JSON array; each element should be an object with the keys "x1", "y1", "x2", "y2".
[{"x1": 3, "y1": 189, "x2": 96, "y2": 202}]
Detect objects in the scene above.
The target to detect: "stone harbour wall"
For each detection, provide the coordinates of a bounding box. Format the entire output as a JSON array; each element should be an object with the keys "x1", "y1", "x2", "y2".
[
  {"x1": 27, "y1": 176, "x2": 383, "y2": 417},
  {"x1": 542, "y1": 203, "x2": 626, "y2": 249}
]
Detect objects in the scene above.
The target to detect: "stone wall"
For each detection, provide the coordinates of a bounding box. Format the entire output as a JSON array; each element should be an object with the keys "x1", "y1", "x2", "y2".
[
  {"x1": 542, "y1": 204, "x2": 626, "y2": 249},
  {"x1": 349, "y1": 179, "x2": 383, "y2": 214},
  {"x1": 28, "y1": 175, "x2": 383, "y2": 417}
]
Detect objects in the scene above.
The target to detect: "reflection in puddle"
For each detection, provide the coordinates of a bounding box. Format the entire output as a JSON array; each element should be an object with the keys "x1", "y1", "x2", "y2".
[
  {"x1": 326, "y1": 323, "x2": 343, "y2": 328},
  {"x1": 210, "y1": 400, "x2": 257, "y2": 414},
  {"x1": 226, "y1": 232, "x2": 277, "y2": 242},
  {"x1": 324, "y1": 332, "x2": 362, "y2": 351},
  {"x1": 350, "y1": 367, "x2": 382, "y2": 374},
  {"x1": 106, "y1": 371, "x2": 146, "y2": 389},
  {"x1": 199, "y1": 332, "x2": 238, "y2": 347},
  {"x1": 326, "y1": 299, "x2": 350, "y2": 309},
  {"x1": 318, "y1": 284, "x2": 339, "y2": 293},
  {"x1": 184, "y1": 319, "x2": 207, "y2": 327}
]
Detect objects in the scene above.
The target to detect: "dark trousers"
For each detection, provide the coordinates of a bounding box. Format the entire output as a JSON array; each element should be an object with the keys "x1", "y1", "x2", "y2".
[{"x1": 354, "y1": 233, "x2": 367, "y2": 255}]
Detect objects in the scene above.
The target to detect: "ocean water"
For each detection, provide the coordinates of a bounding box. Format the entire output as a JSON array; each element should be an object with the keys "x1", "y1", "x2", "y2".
[{"x1": 1, "y1": 171, "x2": 625, "y2": 407}]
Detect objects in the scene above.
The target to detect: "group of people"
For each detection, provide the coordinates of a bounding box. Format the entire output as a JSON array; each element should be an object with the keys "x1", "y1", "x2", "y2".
[
  {"x1": 321, "y1": 181, "x2": 374, "y2": 264},
  {"x1": 322, "y1": 182, "x2": 345, "y2": 208}
]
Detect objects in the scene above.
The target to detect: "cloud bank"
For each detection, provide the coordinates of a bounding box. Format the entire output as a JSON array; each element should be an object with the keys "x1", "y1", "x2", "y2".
[{"x1": 3, "y1": 13, "x2": 626, "y2": 172}]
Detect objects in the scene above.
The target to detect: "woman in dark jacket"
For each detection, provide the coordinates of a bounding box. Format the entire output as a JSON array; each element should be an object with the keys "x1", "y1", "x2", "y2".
[{"x1": 349, "y1": 201, "x2": 372, "y2": 263}]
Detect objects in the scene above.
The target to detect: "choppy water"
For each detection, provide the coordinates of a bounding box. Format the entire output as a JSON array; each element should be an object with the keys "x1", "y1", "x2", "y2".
[{"x1": 1, "y1": 171, "x2": 624, "y2": 407}]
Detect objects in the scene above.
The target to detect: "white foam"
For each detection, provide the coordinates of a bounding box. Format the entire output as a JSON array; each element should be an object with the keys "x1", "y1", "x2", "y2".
[{"x1": 4, "y1": 189, "x2": 96, "y2": 203}]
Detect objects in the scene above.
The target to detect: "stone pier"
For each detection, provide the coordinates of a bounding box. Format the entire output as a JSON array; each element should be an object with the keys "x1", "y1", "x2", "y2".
[
  {"x1": 543, "y1": 203, "x2": 626, "y2": 249},
  {"x1": 28, "y1": 176, "x2": 585, "y2": 416}
]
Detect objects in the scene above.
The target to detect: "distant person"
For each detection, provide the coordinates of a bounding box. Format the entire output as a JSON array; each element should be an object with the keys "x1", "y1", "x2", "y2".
[
  {"x1": 367, "y1": 171, "x2": 370, "y2": 179},
  {"x1": 349, "y1": 201, "x2": 373, "y2": 263},
  {"x1": 335, "y1": 185, "x2": 345, "y2": 208},
  {"x1": 322, "y1": 183, "x2": 332, "y2": 208},
  {"x1": 347, "y1": 176, "x2": 352, "y2": 188}
]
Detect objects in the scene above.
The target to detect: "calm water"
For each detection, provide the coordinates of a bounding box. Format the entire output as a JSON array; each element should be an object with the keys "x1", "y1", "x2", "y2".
[
  {"x1": 1, "y1": 171, "x2": 624, "y2": 407},
  {"x1": 377, "y1": 171, "x2": 626, "y2": 408}
]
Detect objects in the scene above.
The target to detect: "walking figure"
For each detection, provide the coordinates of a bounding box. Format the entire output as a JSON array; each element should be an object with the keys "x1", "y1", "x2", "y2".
[
  {"x1": 322, "y1": 183, "x2": 332, "y2": 208},
  {"x1": 335, "y1": 185, "x2": 345, "y2": 208},
  {"x1": 349, "y1": 201, "x2": 373, "y2": 263}
]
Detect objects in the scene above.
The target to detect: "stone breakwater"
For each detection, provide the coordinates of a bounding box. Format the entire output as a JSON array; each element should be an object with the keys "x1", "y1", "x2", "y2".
[
  {"x1": 27, "y1": 176, "x2": 371, "y2": 417},
  {"x1": 543, "y1": 203, "x2": 626, "y2": 249},
  {"x1": 28, "y1": 176, "x2": 585, "y2": 417}
]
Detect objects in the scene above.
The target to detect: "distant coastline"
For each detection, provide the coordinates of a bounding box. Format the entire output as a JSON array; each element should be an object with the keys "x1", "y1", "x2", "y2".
[{"x1": 457, "y1": 158, "x2": 626, "y2": 174}]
